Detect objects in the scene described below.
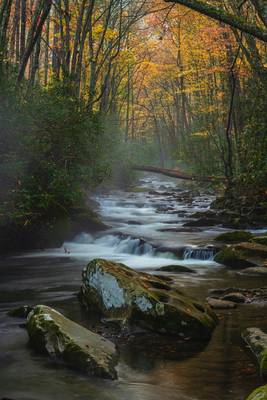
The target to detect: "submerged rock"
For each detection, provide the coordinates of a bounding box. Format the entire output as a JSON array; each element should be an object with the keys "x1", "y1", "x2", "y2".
[
  {"x1": 27, "y1": 305, "x2": 118, "y2": 379},
  {"x1": 214, "y1": 230, "x2": 253, "y2": 244},
  {"x1": 242, "y1": 327, "x2": 267, "y2": 376},
  {"x1": 246, "y1": 384, "x2": 267, "y2": 400},
  {"x1": 157, "y1": 265, "x2": 196, "y2": 274},
  {"x1": 208, "y1": 287, "x2": 267, "y2": 304},
  {"x1": 222, "y1": 292, "x2": 246, "y2": 303},
  {"x1": 207, "y1": 297, "x2": 236, "y2": 310},
  {"x1": 214, "y1": 246, "x2": 257, "y2": 269},
  {"x1": 8, "y1": 305, "x2": 33, "y2": 318},
  {"x1": 79, "y1": 259, "x2": 218, "y2": 340},
  {"x1": 241, "y1": 267, "x2": 267, "y2": 276},
  {"x1": 184, "y1": 217, "x2": 219, "y2": 227},
  {"x1": 252, "y1": 236, "x2": 267, "y2": 246},
  {"x1": 234, "y1": 242, "x2": 267, "y2": 259}
]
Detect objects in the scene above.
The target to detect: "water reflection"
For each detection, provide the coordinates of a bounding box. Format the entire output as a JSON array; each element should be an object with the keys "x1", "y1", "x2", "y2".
[{"x1": 0, "y1": 174, "x2": 267, "y2": 400}]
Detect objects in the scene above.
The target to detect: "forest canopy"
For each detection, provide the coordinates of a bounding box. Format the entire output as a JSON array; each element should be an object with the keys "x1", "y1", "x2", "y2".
[{"x1": 0, "y1": 0, "x2": 267, "y2": 249}]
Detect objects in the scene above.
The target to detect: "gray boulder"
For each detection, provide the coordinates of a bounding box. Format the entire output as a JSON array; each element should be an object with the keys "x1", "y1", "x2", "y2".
[
  {"x1": 27, "y1": 305, "x2": 118, "y2": 379},
  {"x1": 79, "y1": 259, "x2": 218, "y2": 340},
  {"x1": 207, "y1": 297, "x2": 236, "y2": 310},
  {"x1": 157, "y1": 265, "x2": 196, "y2": 273},
  {"x1": 242, "y1": 327, "x2": 267, "y2": 376},
  {"x1": 241, "y1": 267, "x2": 267, "y2": 276}
]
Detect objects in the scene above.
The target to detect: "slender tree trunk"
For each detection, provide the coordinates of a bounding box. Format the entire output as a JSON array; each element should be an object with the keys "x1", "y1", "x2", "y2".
[
  {"x1": 44, "y1": 15, "x2": 50, "y2": 85},
  {"x1": 20, "y1": 0, "x2": 26, "y2": 60},
  {"x1": 17, "y1": 0, "x2": 52, "y2": 82}
]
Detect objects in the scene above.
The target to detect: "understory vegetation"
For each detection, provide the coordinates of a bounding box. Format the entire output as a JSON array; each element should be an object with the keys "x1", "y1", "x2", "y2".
[{"x1": 0, "y1": 0, "x2": 267, "y2": 251}]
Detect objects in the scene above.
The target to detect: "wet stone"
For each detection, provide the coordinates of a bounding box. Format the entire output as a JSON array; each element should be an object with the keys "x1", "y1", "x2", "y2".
[{"x1": 207, "y1": 297, "x2": 236, "y2": 310}]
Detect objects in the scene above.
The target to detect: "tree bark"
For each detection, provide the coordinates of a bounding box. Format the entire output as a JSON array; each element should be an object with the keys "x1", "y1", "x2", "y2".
[
  {"x1": 17, "y1": 0, "x2": 52, "y2": 82},
  {"x1": 20, "y1": 0, "x2": 26, "y2": 60}
]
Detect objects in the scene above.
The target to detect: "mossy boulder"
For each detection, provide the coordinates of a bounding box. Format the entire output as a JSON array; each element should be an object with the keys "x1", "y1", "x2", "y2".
[
  {"x1": 8, "y1": 305, "x2": 33, "y2": 318},
  {"x1": 252, "y1": 236, "x2": 267, "y2": 246},
  {"x1": 214, "y1": 247, "x2": 256, "y2": 269},
  {"x1": 79, "y1": 259, "x2": 218, "y2": 340},
  {"x1": 207, "y1": 297, "x2": 236, "y2": 309},
  {"x1": 157, "y1": 265, "x2": 196, "y2": 274},
  {"x1": 26, "y1": 305, "x2": 118, "y2": 379},
  {"x1": 241, "y1": 267, "x2": 267, "y2": 276},
  {"x1": 242, "y1": 328, "x2": 267, "y2": 377},
  {"x1": 246, "y1": 385, "x2": 267, "y2": 400},
  {"x1": 214, "y1": 231, "x2": 253, "y2": 244},
  {"x1": 234, "y1": 242, "x2": 267, "y2": 259}
]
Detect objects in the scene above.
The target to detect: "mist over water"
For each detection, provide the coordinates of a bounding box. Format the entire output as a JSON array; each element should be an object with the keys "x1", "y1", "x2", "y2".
[
  {"x1": 21, "y1": 174, "x2": 221, "y2": 274},
  {"x1": 1, "y1": 173, "x2": 266, "y2": 400}
]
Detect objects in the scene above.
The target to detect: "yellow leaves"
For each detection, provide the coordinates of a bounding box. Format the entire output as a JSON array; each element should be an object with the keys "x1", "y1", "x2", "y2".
[
  {"x1": 92, "y1": 25, "x2": 118, "y2": 40},
  {"x1": 199, "y1": 105, "x2": 216, "y2": 114},
  {"x1": 191, "y1": 131, "x2": 209, "y2": 138}
]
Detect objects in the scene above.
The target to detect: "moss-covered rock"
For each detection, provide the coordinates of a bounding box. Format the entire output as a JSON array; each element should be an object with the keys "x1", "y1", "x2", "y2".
[
  {"x1": 214, "y1": 247, "x2": 256, "y2": 269},
  {"x1": 79, "y1": 259, "x2": 218, "y2": 340},
  {"x1": 26, "y1": 305, "x2": 118, "y2": 379},
  {"x1": 234, "y1": 242, "x2": 267, "y2": 259},
  {"x1": 207, "y1": 297, "x2": 236, "y2": 309},
  {"x1": 241, "y1": 267, "x2": 267, "y2": 276},
  {"x1": 252, "y1": 236, "x2": 267, "y2": 246},
  {"x1": 157, "y1": 265, "x2": 196, "y2": 273},
  {"x1": 8, "y1": 305, "x2": 33, "y2": 318},
  {"x1": 214, "y1": 231, "x2": 253, "y2": 244},
  {"x1": 246, "y1": 385, "x2": 267, "y2": 400},
  {"x1": 242, "y1": 328, "x2": 267, "y2": 377}
]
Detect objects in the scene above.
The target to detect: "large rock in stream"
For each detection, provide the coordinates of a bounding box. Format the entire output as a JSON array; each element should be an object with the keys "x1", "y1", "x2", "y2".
[
  {"x1": 26, "y1": 305, "x2": 118, "y2": 379},
  {"x1": 246, "y1": 385, "x2": 267, "y2": 400},
  {"x1": 79, "y1": 259, "x2": 218, "y2": 339},
  {"x1": 242, "y1": 327, "x2": 267, "y2": 376},
  {"x1": 214, "y1": 242, "x2": 267, "y2": 269}
]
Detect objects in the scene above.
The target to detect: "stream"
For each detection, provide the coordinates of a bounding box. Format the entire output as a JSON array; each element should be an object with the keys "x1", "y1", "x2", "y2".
[{"x1": 1, "y1": 174, "x2": 267, "y2": 400}]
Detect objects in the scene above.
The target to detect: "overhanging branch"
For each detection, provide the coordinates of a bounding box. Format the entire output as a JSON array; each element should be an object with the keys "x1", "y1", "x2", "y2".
[{"x1": 165, "y1": 0, "x2": 267, "y2": 42}]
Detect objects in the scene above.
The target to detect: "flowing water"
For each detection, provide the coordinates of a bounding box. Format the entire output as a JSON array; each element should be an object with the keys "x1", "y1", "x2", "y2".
[{"x1": 1, "y1": 174, "x2": 267, "y2": 400}]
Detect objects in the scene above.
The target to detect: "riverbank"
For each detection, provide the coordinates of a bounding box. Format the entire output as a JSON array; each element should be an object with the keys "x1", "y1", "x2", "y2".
[{"x1": 1, "y1": 173, "x2": 267, "y2": 400}]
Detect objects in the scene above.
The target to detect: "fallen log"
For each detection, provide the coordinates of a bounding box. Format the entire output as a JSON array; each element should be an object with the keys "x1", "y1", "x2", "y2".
[{"x1": 133, "y1": 165, "x2": 226, "y2": 183}]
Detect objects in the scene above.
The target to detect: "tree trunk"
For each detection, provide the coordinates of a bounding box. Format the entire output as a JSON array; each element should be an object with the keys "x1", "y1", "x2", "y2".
[
  {"x1": 17, "y1": 0, "x2": 52, "y2": 82},
  {"x1": 133, "y1": 165, "x2": 226, "y2": 182}
]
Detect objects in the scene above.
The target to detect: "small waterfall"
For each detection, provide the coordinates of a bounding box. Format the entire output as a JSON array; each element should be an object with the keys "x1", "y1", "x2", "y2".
[
  {"x1": 183, "y1": 247, "x2": 216, "y2": 261},
  {"x1": 115, "y1": 236, "x2": 154, "y2": 256},
  {"x1": 75, "y1": 234, "x2": 156, "y2": 256}
]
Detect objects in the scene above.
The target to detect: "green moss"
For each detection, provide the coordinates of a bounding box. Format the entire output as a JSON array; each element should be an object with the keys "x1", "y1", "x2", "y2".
[
  {"x1": 260, "y1": 350, "x2": 267, "y2": 375},
  {"x1": 214, "y1": 247, "x2": 256, "y2": 269},
  {"x1": 27, "y1": 305, "x2": 118, "y2": 379},
  {"x1": 215, "y1": 231, "x2": 253, "y2": 243},
  {"x1": 8, "y1": 305, "x2": 33, "y2": 318},
  {"x1": 235, "y1": 242, "x2": 267, "y2": 259},
  {"x1": 246, "y1": 385, "x2": 267, "y2": 400},
  {"x1": 252, "y1": 236, "x2": 267, "y2": 246},
  {"x1": 80, "y1": 258, "x2": 218, "y2": 339}
]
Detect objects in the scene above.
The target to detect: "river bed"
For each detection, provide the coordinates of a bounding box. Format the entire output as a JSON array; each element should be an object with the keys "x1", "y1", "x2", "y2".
[{"x1": 1, "y1": 174, "x2": 267, "y2": 400}]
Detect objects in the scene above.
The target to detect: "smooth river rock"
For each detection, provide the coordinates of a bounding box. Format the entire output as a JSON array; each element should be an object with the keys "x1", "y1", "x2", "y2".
[
  {"x1": 157, "y1": 265, "x2": 196, "y2": 274},
  {"x1": 214, "y1": 230, "x2": 253, "y2": 244},
  {"x1": 27, "y1": 305, "x2": 118, "y2": 379},
  {"x1": 79, "y1": 259, "x2": 218, "y2": 340},
  {"x1": 214, "y1": 246, "x2": 257, "y2": 269},
  {"x1": 207, "y1": 297, "x2": 236, "y2": 310},
  {"x1": 242, "y1": 327, "x2": 267, "y2": 376},
  {"x1": 240, "y1": 267, "x2": 267, "y2": 276},
  {"x1": 222, "y1": 292, "x2": 246, "y2": 303}
]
